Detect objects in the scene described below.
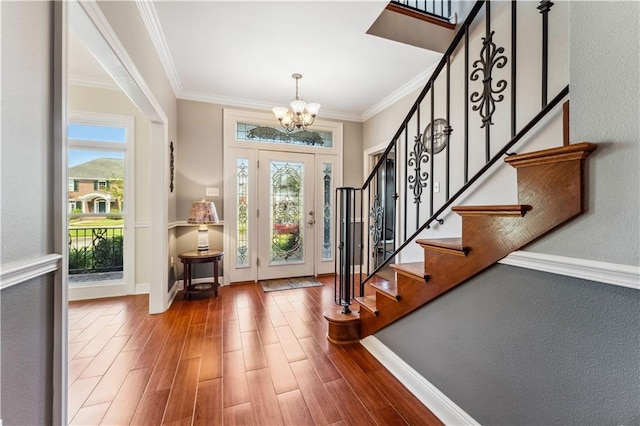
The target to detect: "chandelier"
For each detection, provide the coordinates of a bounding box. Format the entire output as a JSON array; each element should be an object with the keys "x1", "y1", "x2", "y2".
[{"x1": 272, "y1": 73, "x2": 321, "y2": 132}]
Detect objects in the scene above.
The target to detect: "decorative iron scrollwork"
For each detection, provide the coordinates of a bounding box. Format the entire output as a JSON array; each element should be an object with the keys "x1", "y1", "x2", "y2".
[
  {"x1": 470, "y1": 30, "x2": 508, "y2": 128},
  {"x1": 369, "y1": 194, "x2": 383, "y2": 245},
  {"x1": 407, "y1": 134, "x2": 430, "y2": 204}
]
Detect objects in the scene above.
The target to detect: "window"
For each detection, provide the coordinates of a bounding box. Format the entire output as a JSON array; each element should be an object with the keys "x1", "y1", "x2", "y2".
[
  {"x1": 98, "y1": 180, "x2": 107, "y2": 191},
  {"x1": 236, "y1": 123, "x2": 333, "y2": 148},
  {"x1": 68, "y1": 123, "x2": 126, "y2": 143}
]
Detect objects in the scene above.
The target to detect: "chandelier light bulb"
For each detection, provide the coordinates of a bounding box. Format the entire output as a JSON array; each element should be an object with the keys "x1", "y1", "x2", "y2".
[{"x1": 273, "y1": 73, "x2": 321, "y2": 132}]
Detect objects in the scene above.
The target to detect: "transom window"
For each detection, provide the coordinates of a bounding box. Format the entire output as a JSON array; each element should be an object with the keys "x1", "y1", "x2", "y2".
[{"x1": 236, "y1": 123, "x2": 333, "y2": 148}]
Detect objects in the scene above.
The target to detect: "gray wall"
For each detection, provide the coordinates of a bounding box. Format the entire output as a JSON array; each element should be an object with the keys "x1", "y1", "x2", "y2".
[
  {"x1": 376, "y1": 265, "x2": 640, "y2": 425},
  {"x1": 0, "y1": 1, "x2": 55, "y2": 424},
  {"x1": 375, "y1": 2, "x2": 640, "y2": 423},
  {"x1": 1, "y1": 277, "x2": 55, "y2": 425},
  {"x1": 526, "y1": 1, "x2": 640, "y2": 265}
]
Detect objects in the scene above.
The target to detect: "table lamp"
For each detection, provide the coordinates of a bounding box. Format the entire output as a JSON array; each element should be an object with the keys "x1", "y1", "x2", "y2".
[{"x1": 187, "y1": 200, "x2": 219, "y2": 252}]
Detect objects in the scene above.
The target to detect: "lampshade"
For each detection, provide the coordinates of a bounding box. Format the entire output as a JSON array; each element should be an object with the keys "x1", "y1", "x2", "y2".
[
  {"x1": 188, "y1": 200, "x2": 218, "y2": 252},
  {"x1": 188, "y1": 200, "x2": 219, "y2": 224}
]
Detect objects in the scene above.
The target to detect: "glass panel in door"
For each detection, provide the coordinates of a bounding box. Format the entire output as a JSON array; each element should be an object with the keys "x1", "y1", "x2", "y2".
[{"x1": 258, "y1": 151, "x2": 314, "y2": 280}]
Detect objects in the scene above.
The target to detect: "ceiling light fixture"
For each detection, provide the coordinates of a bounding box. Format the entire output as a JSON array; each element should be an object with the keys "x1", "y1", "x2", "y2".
[{"x1": 272, "y1": 73, "x2": 321, "y2": 132}]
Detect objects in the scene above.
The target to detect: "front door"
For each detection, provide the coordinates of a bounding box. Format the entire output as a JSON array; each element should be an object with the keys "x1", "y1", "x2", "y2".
[{"x1": 258, "y1": 150, "x2": 315, "y2": 280}]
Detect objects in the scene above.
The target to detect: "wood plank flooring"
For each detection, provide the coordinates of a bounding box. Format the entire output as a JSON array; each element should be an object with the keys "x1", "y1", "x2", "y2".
[{"x1": 68, "y1": 277, "x2": 442, "y2": 425}]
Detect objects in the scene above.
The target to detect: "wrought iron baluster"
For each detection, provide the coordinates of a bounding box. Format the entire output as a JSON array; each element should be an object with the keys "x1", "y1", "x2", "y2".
[
  {"x1": 511, "y1": 0, "x2": 517, "y2": 137},
  {"x1": 430, "y1": 88, "x2": 435, "y2": 217},
  {"x1": 334, "y1": 187, "x2": 339, "y2": 300},
  {"x1": 392, "y1": 139, "x2": 398, "y2": 255},
  {"x1": 464, "y1": 25, "x2": 469, "y2": 184},
  {"x1": 470, "y1": 2, "x2": 507, "y2": 163},
  {"x1": 403, "y1": 125, "x2": 408, "y2": 241},
  {"x1": 445, "y1": 54, "x2": 452, "y2": 201},
  {"x1": 350, "y1": 189, "x2": 356, "y2": 301},
  {"x1": 358, "y1": 188, "x2": 364, "y2": 296},
  {"x1": 538, "y1": 0, "x2": 554, "y2": 108},
  {"x1": 366, "y1": 185, "x2": 371, "y2": 277},
  {"x1": 408, "y1": 131, "x2": 429, "y2": 229}
]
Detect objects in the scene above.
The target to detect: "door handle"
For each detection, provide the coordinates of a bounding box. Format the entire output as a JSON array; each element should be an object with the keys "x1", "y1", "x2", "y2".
[{"x1": 307, "y1": 219, "x2": 315, "y2": 225}]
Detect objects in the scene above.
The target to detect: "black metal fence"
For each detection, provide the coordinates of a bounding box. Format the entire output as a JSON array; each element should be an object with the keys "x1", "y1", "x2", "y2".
[
  {"x1": 336, "y1": 0, "x2": 568, "y2": 305},
  {"x1": 69, "y1": 226, "x2": 124, "y2": 275},
  {"x1": 391, "y1": 0, "x2": 452, "y2": 21}
]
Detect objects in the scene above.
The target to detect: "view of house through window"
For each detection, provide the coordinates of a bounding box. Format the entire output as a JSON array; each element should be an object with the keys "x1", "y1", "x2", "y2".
[{"x1": 67, "y1": 123, "x2": 127, "y2": 284}]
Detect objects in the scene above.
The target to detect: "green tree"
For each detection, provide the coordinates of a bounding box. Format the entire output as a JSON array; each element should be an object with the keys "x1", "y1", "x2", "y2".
[{"x1": 108, "y1": 173, "x2": 124, "y2": 210}]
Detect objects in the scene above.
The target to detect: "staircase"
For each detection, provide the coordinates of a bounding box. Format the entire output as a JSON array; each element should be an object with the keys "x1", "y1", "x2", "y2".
[
  {"x1": 354, "y1": 143, "x2": 596, "y2": 337},
  {"x1": 325, "y1": 1, "x2": 585, "y2": 343}
]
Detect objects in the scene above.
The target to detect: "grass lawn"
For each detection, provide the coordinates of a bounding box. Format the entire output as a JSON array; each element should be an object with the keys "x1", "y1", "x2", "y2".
[
  {"x1": 69, "y1": 218, "x2": 123, "y2": 238},
  {"x1": 69, "y1": 218, "x2": 123, "y2": 227}
]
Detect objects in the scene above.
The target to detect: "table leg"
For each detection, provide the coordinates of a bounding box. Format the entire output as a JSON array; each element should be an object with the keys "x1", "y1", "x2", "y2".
[
  {"x1": 186, "y1": 262, "x2": 192, "y2": 300},
  {"x1": 213, "y1": 257, "x2": 219, "y2": 297}
]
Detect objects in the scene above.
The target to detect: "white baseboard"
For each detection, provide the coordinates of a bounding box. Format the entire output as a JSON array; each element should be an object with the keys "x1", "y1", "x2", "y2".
[
  {"x1": 360, "y1": 336, "x2": 480, "y2": 426},
  {"x1": 168, "y1": 281, "x2": 181, "y2": 305},
  {"x1": 499, "y1": 251, "x2": 640, "y2": 290},
  {"x1": 68, "y1": 281, "x2": 129, "y2": 301},
  {"x1": 135, "y1": 282, "x2": 150, "y2": 294}
]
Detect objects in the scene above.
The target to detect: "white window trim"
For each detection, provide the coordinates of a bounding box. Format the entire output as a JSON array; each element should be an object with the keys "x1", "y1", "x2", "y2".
[{"x1": 67, "y1": 111, "x2": 135, "y2": 296}]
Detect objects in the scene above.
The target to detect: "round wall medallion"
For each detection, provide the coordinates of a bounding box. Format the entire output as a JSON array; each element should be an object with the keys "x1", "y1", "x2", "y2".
[{"x1": 422, "y1": 118, "x2": 449, "y2": 154}]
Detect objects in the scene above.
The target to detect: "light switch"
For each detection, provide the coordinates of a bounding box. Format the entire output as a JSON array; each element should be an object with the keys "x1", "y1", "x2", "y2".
[
  {"x1": 434, "y1": 182, "x2": 440, "y2": 193},
  {"x1": 206, "y1": 187, "x2": 220, "y2": 197}
]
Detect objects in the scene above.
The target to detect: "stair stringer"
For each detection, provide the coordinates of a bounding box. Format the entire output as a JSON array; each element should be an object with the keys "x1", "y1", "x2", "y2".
[{"x1": 358, "y1": 143, "x2": 597, "y2": 338}]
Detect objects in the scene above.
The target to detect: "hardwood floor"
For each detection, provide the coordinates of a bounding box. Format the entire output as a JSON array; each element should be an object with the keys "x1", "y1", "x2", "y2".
[{"x1": 68, "y1": 277, "x2": 442, "y2": 425}]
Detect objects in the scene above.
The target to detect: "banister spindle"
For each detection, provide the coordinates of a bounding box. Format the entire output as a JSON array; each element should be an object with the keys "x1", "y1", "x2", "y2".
[{"x1": 538, "y1": 0, "x2": 554, "y2": 108}]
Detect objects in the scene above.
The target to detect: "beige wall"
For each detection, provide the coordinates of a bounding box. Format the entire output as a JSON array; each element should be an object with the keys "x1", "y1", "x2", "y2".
[
  {"x1": 363, "y1": 87, "x2": 421, "y2": 152},
  {"x1": 177, "y1": 100, "x2": 224, "y2": 220},
  {"x1": 69, "y1": 84, "x2": 152, "y2": 287},
  {"x1": 175, "y1": 99, "x2": 363, "y2": 279}
]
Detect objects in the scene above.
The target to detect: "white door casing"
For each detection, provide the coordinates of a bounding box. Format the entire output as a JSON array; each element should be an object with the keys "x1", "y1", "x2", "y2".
[{"x1": 223, "y1": 108, "x2": 343, "y2": 284}]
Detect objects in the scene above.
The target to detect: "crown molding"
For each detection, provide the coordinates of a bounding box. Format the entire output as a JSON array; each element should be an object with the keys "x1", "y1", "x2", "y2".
[
  {"x1": 178, "y1": 90, "x2": 363, "y2": 123},
  {"x1": 362, "y1": 62, "x2": 438, "y2": 122},
  {"x1": 69, "y1": 74, "x2": 121, "y2": 91},
  {"x1": 135, "y1": 0, "x2": 183, "y2": 97}
]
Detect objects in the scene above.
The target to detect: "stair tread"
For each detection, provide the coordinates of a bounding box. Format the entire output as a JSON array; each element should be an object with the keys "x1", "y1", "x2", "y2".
[
  {"x1": 452, "y1": 204, "x2": 531, "y2": 216},
  {"x1": 355, "y1": 296, "x2": 378, "y2": 315},
  {"x1": 416, "y1": 237, "x2": 469, "y2": 256},
  {"x1": 505, "y1": 142, "x2": 597, "y2": 168},
  {"x1": 370, "y1": 280, "x2": 400, "y2": 301},
  {"x1": 390, "y1": 262, "x2": 425, "y2": 279},
  {"x1": 416, "y1": 237, "x2": 464, "y2": 250}
]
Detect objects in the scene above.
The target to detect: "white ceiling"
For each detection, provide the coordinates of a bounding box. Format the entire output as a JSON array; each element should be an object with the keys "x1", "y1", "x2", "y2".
[{"x1": 69, "y1": 1, "x2": 442, "y2": 122}]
